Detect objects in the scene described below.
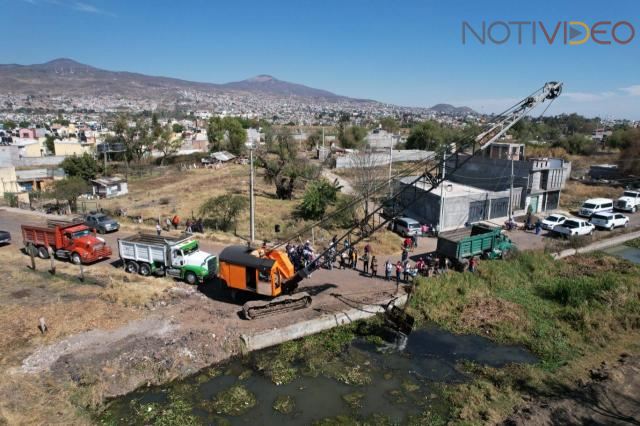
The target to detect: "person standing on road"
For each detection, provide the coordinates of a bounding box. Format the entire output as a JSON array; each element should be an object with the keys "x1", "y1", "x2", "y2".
[
  {"x1": 411, "y1": 234, "x2": 417, "y2": 250},
  {"x1": 401, "y1": 247, "x2": 408, "y2": 262},
  {"x1": 535, "y1": 220, "x2": 542, "y2": 235},
  {"x1": 385, "y1": 260, "x2": 392, "y2": 281},
  {"x1": 362, "y1": 251, "x2": 369, "y2": 275},
  {"x1": 351, "y1": 247, "x2": 358, "y2": 269},
  {"x1": 403, "y1": 259, "x2": 410, "y2": 282},
  {"x1": 171, "y1": 215, "x2": 180, "y2": 230},
  {"x1": 395, "y1": 261, "x2": 403, "y2": 291},
  {"x1": 469, "y1": 256, "x2": 478, "y2": 273},
  {"x1": 371, "y1": 256, "x2": 378, "y2": 278},
  {"x1": 156, "y1": 221, "x2": 162, "y2": 236}
]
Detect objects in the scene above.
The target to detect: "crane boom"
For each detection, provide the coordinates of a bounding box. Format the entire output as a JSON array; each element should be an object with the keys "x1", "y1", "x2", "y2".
[{"x1": 242, "y1": 81, "x2": 563, "y2": 319}]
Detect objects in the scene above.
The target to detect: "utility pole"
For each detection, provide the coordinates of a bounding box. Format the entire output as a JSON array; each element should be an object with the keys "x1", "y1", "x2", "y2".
[
  {"x1": 508, "y1": 151, "x2": 514, "y2": 219},
  {"x1": 249, "y1": 144, "x2": 255, "y2": 244},
  {"x1": 439, "y1": 149, "x2": 446, "y2": 232},
  {"x1": 388, "y1": 137, "x2": 393, "y2": 198}
]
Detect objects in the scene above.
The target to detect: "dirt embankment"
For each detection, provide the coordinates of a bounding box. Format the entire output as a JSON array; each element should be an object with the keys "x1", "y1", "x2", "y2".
[{"x1": 505, "y1": 353, "x2": 640, "y2": 425}]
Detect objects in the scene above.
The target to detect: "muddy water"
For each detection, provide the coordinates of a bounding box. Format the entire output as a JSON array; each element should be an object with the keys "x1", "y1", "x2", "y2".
[
  {"x1": 101, "y1": 324, "x2": 536, "y2": 425},
  {"x1": 604, "y1": 244, "x2": 640, "y2": 264}
]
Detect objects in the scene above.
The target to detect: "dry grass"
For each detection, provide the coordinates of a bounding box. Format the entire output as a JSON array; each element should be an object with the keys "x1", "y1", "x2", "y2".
[{"x1": 560, "y1": 181, "x2": 623, "y2": 211}]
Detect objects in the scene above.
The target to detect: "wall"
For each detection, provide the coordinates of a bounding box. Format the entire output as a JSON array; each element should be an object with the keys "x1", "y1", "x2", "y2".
[
  {"x1": 0, "y1": 166, "x2": 19, "y2": 197},
  {"x1": 54, "y1": 142, "x2": 90, "y2": 156}
]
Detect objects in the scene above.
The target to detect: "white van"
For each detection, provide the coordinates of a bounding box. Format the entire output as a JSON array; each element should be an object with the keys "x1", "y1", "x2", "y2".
[
  {"x1": 578, "y1": 198, "x2": 614, "y2": 218},
  {"x1": 393, "y1": 217, "x2": 421, "y2": 237}
]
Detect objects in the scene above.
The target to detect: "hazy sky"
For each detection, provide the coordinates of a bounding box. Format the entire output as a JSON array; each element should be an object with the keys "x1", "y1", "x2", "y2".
[{"x1": 2, "y1": 0, "x2": 639, "y2": 118}]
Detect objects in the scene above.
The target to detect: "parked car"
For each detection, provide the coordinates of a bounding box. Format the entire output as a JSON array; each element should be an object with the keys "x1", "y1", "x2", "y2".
[
  {"x1": 540, "y1": 214, "x2": 567, "y2": 231},
  {"x1": 0, "y1": 230, "x2": 10, "y2": 245},
  {"x1": 615, "y1": 190, "x2": 640, "y2": 213},
  {"x1": 85, "y1": 213, "x2": 120, "y2": 234},
  {"x1": 578, "y1": 198, "x2": 614, "y2": 218},
  {"x1": 589, "y1": 212, "x2": 629, "y2": 230},
  {"x1": 393, "y1": 217, "x2": 421, "y2": 237},
  {"x1": 554, "y1": 219, "x2": 595, "y2": 237}
]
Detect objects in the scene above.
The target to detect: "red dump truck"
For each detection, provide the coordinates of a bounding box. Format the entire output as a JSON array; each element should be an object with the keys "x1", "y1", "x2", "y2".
[{"x1": 21, "y1": 220, "x2": 112, "y2": 264}]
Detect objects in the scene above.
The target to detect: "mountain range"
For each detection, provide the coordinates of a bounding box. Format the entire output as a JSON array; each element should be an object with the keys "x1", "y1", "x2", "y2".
[{"x1": 0, "y1": 58, "x2": 475, "y2": 114}]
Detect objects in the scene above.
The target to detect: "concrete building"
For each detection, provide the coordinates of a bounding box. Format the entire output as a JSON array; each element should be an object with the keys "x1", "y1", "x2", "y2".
[
  {"x1": 54, "y1": 140, "x2": 93, "y2": 156},
  {"x1": 91, "y1": 177, "x2": 128, "y2": 198},
  {"x1": 366, "y1": 129, "x2": 402, "y2": 149},
  {"x1": 396, "y1": 177, "x2": 521, "y2": 231},
  {"x1": 15, "y1": 168, "x2": 65, "y2": 192},
  {"x1": 446, "y1": 148, "x2": 570, "y2": 215}
]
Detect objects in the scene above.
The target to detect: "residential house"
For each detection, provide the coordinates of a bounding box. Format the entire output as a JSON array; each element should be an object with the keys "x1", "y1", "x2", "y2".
[{"x1": 91, "y1": 177, "x2": 128, "y2": 198}]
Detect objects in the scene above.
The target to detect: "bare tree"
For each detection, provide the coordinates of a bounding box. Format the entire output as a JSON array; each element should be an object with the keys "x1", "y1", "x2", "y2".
[{"x1": 348, "y1": 148, "x2": 387, "y2": 234}]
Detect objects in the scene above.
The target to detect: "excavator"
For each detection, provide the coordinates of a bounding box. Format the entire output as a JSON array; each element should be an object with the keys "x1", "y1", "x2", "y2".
[{"x1": 214, "y1": 82, "x2": 563, "y2": 323}]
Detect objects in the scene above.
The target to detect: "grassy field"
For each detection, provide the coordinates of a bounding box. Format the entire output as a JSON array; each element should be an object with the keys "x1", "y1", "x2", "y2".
[
  {"x1": 0, "y1": 248, "x2": 173, "y2": 424},
  {"x1": 99, "y1": 163, "x2": 404, "y2": 256},
  {"x1": 405, "y1": 250, "x2": 640, "y2": 423}
]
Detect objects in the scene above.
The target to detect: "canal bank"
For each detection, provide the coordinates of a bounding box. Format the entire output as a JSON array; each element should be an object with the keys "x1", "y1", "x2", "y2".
[{"x1": 98, "y1": 249, "x2": 640, "y2": 424}]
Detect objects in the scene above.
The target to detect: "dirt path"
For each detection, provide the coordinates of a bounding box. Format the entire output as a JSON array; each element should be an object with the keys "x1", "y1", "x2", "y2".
[{"x1": 505, "y1": 354, "x2": 640, "y2": 425}]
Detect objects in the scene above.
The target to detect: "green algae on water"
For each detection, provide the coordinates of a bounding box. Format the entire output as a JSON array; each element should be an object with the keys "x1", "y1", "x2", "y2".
[
  {"x1": 272, "y1": 395, "x2": 296, "y2": 414},
  {"x1": 210, "y1": 385, "x2": 257, "y2": 416}
]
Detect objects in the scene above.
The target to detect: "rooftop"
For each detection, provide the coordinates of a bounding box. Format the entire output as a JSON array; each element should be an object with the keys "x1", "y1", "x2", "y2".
[{"x1": 400, "y1": 177, "x2": 486, "y2": 198}]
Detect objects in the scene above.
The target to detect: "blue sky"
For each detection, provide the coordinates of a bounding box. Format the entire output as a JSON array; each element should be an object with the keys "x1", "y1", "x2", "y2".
[{"x1": 2, "y1": 0, "x2": 639, "y2": 118}]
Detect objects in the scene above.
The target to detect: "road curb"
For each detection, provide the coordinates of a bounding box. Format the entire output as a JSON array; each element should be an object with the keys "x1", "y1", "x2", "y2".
[{"x1": 240, "y1": 293, "x2": 408, "y2": 353}]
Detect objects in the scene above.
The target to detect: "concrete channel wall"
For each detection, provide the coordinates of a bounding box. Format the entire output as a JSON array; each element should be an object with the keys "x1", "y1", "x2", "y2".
[
  {"x1": 552, "y1": 230, "x2": 640, "y2": 259},
  {"x1": 240, "y1": 294, "x2": 408, "y2": 352}
]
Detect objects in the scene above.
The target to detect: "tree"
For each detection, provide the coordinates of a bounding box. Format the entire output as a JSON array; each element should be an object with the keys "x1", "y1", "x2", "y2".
[
  {"x1": 18, "y1": 120, "x2": 30, "y2": 128},
  {"x1": 257, "y1": 128, "x2": 319, "y2": 200},
  {"x1": 618, "y1": 132, "x2": 640, "y2": 176},
  {"x1": 51, "y1": 177, "x2": 89, "y2": 212},
  {"x1": 155, "y1": 124, "x2": 183, "y2": 165},
  {"x1": 60, "y1": 153, "x2": 100, "y2": 181},
  {"x1": 349, "y1": 148, "x2": 385, "y2": 222},
  {"x1": 172, "y1": 123, "x2": 185, "y2": 134},
  {"x1": 124, "y1": 119, "x2": 154, "y2": 165},
  {"x1": 2, "y1": 120, "x2": 16, "y2": 130},
  {"x1": 206, "y1": 117, "x2": 247, "y2": 155},
  {"x1": 44, "y1": 134, "x2": 56, "y2": 155},
  {"x1": 207, "y1": 117, "x2": 226, "y2": 151},
  {"x1": 406, "y1": 121, "x2": 448, "y2": 150},
  {"x1": 199, "y1": 194, "x2": 248, "y2": 232},
  {"x1": 338, "y1": 126, "x2": 367, "y2": 149},
  {"x1": 379, "y1": 117, "x2": 399, "y2": 133},
  {"x1": 223, "y1": 117, "x2": 247, "y2": 155},
  {"x1": 298, "y1": 179, "x2": 341, "y2": 220}
]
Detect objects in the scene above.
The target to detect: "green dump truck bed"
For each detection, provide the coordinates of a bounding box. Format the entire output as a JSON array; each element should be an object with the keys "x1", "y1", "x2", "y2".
[{"x1": 436, "y1": 224, "x2": 513, "y2": 263}]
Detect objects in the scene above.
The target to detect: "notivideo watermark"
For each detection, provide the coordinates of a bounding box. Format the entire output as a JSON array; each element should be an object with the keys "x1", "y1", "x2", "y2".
[{"x1": 462, "y1": 21, "x2": 635, "y2": 45}]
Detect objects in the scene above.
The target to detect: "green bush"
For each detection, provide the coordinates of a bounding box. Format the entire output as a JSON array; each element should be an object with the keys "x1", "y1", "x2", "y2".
[{"x1": 537, "y1": 275, "x2": 618, "y2": 307}]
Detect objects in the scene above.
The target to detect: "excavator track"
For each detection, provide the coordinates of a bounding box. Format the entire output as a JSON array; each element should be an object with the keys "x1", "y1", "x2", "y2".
[{"x1": 242, "y1": 292, "x2": 312, "y2": 320}]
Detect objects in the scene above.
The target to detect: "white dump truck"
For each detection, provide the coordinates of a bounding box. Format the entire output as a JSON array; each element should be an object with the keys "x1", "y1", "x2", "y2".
[
  {"x1": 615, "y1": 190, "x2": 640, "y2": 213},
  {"x1": 117, "y1": 233, "x2": 217, "y2": 284}
]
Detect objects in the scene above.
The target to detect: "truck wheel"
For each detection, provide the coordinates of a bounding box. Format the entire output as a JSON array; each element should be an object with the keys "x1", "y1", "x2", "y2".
[
  {"x1": 125, "y1": 261, "x2": 139, "y2": 274},
  {"x1": 633, "y1": 206, "x2": 637, "y2": 213},
  {"x1": 26, "y1": 243, "x2": 38, "y2": 257},
  {"x1": 38, "y1": 246, "x2": 50, "y2": 259},
  {"x1": 184, "y1": 272, "x2": 197, "y2": 285},
  {"x1": 139, "y1": 263, "x2": 151, "y2": 276},
  {"x1": 71, "y1": 252, "x2": 82, "y2": 265}
]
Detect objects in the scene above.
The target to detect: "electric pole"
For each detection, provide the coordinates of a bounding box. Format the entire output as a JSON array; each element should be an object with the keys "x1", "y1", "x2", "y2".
[
  {"x1": 508, "y1": 152, "x2": 514, "y2": 219},
  {"x1": 439, "y1": 149, "x2": 446, "y2": 232},
  {"x1": 249, "y1": 144, "x2": 255, "y2": 243}
]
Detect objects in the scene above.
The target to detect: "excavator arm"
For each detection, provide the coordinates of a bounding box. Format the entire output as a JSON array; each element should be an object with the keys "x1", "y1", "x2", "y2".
[{"x1": 281, "y1": 81, "x2": 563, "y2": 294}]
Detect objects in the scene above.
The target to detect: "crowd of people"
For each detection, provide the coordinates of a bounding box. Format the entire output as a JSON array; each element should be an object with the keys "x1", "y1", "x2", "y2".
[
  {"x1": 279, "y1": 234, "x2": 480, "y2": 288},
  {"x1": 155, "y1": 215, "x2": 205, "y2": 236}
]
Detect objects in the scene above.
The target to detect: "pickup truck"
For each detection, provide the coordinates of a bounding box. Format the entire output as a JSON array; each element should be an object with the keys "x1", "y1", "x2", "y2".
[
  {"x1": 615, "y1": 190, "x2": 640, "y2": 213},
  {"x1": 21, "y1": 221, "x2": 112, "y2": 264},
  {"x1": 553, "y1": 219, "x2": 595, "y2": 237},
  {"x1": 85, "y1": 213, "x2": 120, "y2": 234},
  {"x1": 118, "y1": 233, "x2": 217, "y2": 284}
]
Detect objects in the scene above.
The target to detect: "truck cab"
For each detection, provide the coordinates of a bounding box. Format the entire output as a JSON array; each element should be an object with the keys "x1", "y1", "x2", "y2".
[{"x1": 616, "y1": 190, "x2": 640, "y2": 213}]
